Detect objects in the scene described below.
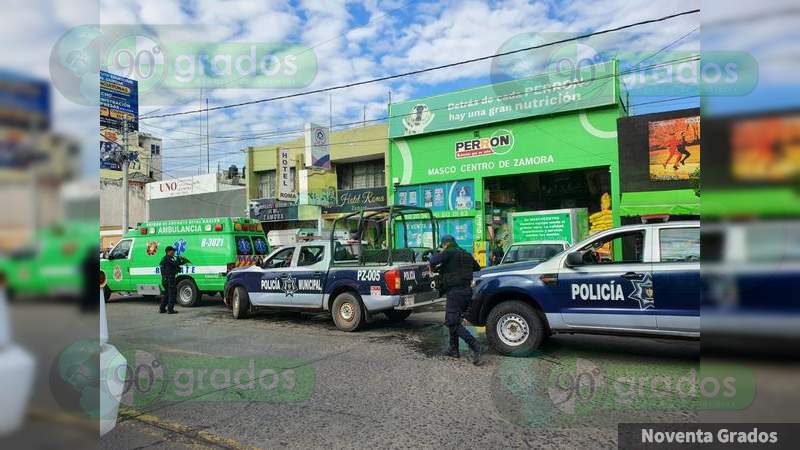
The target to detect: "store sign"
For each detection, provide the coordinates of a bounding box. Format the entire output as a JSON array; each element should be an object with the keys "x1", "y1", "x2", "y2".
[
  {"x1": 455, "y1": 130, "x2": 514, "y2": 159},
  {"x1": 276, "y1": 147, "x2": 297, "y2": 202},
  {"x1": 249, "y1": 198, "x2": 298, "y2": 222},
  {"x1": 388, "y1": 61, "x2": 616, "y2": 138},
  {"x1": 100, "y1": 70, "x2": 138, "y2": 131},
  {"x1": 323, "y1": 187, "x2": 387, "y2": 214},
  {"x1": 304, "y1": 123, "x2": 331, "y2": 169},
  {"x1": 511, "y1": 212, "x2": 572, "y2": 243},
  {"x1": 147, "y1": 173, "x2": 218, "y2": 200}
]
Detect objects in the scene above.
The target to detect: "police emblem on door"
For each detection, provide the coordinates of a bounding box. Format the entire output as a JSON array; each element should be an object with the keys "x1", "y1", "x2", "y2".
[
  {"x1": 280, "y1": 274, "x2": 297, "y2": 297},
  {"x1": 628, "y1": 273, "x2": 655, "y2": 310}
]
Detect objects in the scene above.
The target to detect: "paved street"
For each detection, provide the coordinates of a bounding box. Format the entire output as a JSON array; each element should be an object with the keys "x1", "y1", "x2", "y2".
[{"x1": 98, "y1": 294, "x2": 700, "y2": 449}]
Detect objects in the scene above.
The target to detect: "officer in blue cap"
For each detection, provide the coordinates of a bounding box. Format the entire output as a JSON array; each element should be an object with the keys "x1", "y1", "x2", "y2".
[{"x1": 429, "y1": 234, "x2": 485, "y2": 365}]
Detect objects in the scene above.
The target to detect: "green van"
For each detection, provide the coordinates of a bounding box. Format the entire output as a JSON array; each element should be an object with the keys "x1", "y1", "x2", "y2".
[{"x1": 100, "y1": 217, "x2": 269, "y2": 306}]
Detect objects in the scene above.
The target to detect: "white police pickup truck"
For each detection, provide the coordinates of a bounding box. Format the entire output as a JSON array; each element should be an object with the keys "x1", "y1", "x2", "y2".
[
  {"x1": 468, "y1": 221, "x2": 700, "y2": 356},
  {"x1": 224, "y1": 206, "x2": 444, "y2": 331}
]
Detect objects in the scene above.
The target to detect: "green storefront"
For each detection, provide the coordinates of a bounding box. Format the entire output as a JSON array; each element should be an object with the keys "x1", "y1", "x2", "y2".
[{"x1": 387, "y1": 61, "x2": 625, "y2": 264}]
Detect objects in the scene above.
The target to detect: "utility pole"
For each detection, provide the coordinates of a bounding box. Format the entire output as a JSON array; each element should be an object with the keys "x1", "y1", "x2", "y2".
[
  {"x1": 206, "y1": 97, "x2": 210, "y2": 173},
  {"x1": 121, "y1": 118, "x2": 129, "y2": 234}
]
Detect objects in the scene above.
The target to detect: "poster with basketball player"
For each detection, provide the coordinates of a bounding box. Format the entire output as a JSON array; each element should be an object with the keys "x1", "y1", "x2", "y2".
[{"x1": 648, "y1": 116, "x2": 700, "y2": 181}]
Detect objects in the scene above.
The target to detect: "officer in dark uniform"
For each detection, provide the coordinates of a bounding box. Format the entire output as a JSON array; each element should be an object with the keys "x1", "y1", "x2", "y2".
[
  {"x1": 159, "y1": 246, "x2": 189, "y2": 314},
  {"x1": 429, "y1": 235, "x2": 485, "y2": 365}
]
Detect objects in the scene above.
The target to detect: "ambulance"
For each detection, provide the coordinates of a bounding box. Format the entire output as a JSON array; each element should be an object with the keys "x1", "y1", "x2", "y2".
[{"x1": 100, "y1": 217, "x2": 269, "y2": 306}]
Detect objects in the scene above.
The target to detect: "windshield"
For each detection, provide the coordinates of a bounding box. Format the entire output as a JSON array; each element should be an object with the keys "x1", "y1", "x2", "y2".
[{"x1": 502, "y1": 243, "x2": 565, "y2": 264}]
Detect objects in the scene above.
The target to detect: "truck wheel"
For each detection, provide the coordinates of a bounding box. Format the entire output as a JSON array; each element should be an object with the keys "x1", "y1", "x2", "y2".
[
  {"x1": 176, "y1": 279, "x2": 199, "y2": 307},
  {"x1": 103, "y1": 286, "x2": 111, "y2": 302},
  {"x1": 384, "y1": 309, "x2": 412, "y2": 323},
  {"x1": 331, "y1": 292, "x2": 364, "y2": 332},
  {"x1": 486, "y1": 300, "x2": 545, "y2": 357},
  {"x1": 231, "y1": 286, "x2": 250, "y2": 319}
]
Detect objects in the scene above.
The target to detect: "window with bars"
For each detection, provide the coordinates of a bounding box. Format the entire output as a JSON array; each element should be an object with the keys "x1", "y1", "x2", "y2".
[{"x1": 336, "y1": 159, "x2": 385, "y2": 190}]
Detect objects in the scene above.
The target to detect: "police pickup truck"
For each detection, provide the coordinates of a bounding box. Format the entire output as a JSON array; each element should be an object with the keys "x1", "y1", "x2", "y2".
[
  {"x1": 468, "y1": 221, "x2": 699, "y2": 356},
  {"x1": 223, "y1": 206, "x2": 443, "y2": 331}
]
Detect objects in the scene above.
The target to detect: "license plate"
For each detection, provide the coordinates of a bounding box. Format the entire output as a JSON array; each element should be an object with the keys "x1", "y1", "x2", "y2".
[{"x1": 402, "y1": 295, "x2": 415, "y2": 307}]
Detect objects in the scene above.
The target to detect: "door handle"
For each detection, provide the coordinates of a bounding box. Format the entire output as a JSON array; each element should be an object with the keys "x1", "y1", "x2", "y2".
[
  {"x1": 622, "y1": 272, "x2": 644, "y2": 280},
  {"x1": 313, "y1": 271, "x2": 324, "y2": 277}
]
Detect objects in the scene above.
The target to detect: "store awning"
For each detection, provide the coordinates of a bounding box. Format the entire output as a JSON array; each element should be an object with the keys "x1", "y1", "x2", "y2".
[
  {"x1": 702, "y1": 188, "x2": 800, "y2": 217},
  {"x1": 619, "y1": 189, "x2": 699, "y2": 217}
]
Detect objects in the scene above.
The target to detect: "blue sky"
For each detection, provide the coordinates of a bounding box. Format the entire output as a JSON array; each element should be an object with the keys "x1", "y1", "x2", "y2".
[{"x1": 123, "y1": 0, "x2": 703, "y2": 178}]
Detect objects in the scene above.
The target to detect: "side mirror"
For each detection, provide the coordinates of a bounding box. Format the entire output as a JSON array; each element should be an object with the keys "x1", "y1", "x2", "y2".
[{"x1": 564, "y1": 251, "x2": 584, "y2": 267}]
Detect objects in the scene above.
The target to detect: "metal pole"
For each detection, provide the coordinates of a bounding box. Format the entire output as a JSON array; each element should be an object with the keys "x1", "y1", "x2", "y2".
[
  {"x1": 122, "y1": 118, "x2": 129, "y2": 233},
  {"x1": 206, "y1": 97, "x2": 210, "y2": 173}
]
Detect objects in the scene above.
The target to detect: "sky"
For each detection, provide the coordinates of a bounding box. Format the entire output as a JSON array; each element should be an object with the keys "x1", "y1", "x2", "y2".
[
  {"x1": 100, "y1": 0, "x2": 703, "y2": 178},
  {"x1": 11, "y1": 0, "x2": 799, "y2": 181}
]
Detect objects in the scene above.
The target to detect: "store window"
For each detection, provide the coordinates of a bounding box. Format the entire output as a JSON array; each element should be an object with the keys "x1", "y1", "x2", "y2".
[{"x1": 337, "y1": 159, "x2": 385, "y2": 190}]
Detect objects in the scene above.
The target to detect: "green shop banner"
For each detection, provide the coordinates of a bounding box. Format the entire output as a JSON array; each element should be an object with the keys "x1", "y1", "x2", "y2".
[
  {"x1": 389, "y1": 61, "x2": 616, "y2": 138},
  {"x1": 390, "y1": 107, "x2": 620, "y2": 186},
  {"x1": 509, "y1": 209, "x2": 588, "y2": 244}
]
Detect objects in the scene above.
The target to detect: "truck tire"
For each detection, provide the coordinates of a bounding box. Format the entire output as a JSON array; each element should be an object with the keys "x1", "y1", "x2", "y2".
[
  {"x1": 176, "y1": 278, "x2": 199, "y2": 307},
  {"x1": 103, "y1": 286, "x2": 112, "y2": 302},
  {"x1": 331, "y1": 292, "x2": 364, "y2": 332},
  {"x1": 231, "y1": 286, "x2": 250, "y2": 319},
  {"x1": 384, "y1": 309, "x2": 412, "y2": 323},
  {"x1": 486, "y1": 300, "x2": 545, "y2": 357}
]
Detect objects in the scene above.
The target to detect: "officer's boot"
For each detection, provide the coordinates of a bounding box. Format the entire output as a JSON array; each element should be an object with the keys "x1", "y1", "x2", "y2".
[
  {"x1": 468, "y1": 339, "x2": 486, "y2": 366},
  {"x1": 442, "y1": 332, "x2": 460, "y2": 358}
]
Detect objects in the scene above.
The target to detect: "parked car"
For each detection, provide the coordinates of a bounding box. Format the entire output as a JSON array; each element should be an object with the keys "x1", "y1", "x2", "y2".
[
  {"x1": 468, "y1": 221, "x2": 700, "y2": 356},
  {"x1": 480, "y1": 240, "x2": 570, "y2": 276}
]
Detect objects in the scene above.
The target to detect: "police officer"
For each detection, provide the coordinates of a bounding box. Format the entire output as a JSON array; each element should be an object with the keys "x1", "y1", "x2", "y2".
[
  {"x1": 429, "y1": 235, "x2": 485, "y2": 365},
  {"x1": 159, "y1": 246, "x2": 189, "y2": 314}
]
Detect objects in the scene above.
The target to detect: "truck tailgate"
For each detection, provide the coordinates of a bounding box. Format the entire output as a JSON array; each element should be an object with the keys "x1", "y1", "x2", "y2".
[{"x1": 396, "y1": 264, "x2": 436, "y2": 295}]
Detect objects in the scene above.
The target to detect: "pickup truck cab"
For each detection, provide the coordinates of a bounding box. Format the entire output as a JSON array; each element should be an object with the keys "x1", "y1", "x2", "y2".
[
  {"x1": 469, "y1": 221, "x2": 700, "y2": 356},
  {"x1": 479, "y1": 240, "x2": 570, "y2": 277},
  {"x1": 224, "y1": 206, "x2": 444, "y2": 331}
]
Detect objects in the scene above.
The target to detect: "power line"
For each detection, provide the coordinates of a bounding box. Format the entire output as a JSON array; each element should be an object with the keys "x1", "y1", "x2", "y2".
[
  {"x1": 140, "y1": 9, "x2": 700, "y2": 120},
  {"x1": 143, "y1": 56, "x2": 700, "y2": 156}
]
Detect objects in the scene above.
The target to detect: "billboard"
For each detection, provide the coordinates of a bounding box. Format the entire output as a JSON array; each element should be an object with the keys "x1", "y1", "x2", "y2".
[
  {"x1": 0, "y1": 73, "x2": 50, "y2": 129},
  {"x1": 648, "y1": 116, "x2": 700, "y2": 181},
  {"x1": 304, "y1": 123, "x2": 331, "y2": 169},
  {"x1": 147, "y1": 173, "x2": 218, "y2": 200},
  {"x1": 731, "y1": 115, "x2": 800, "y2": 182},
  {"x1": 100, "y1": 70, "x2": 138, "y2": 131}
]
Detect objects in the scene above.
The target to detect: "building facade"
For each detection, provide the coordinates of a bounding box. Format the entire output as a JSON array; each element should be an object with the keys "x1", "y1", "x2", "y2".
[
  {"x1": 245, "y1": 123, "x2": 388, "y2": 235},
  {"x1": 387, "y1": 61, "x2": 625, "y2": 264}
]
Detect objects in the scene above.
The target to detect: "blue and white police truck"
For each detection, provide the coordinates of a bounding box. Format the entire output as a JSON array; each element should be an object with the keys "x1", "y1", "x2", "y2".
[
  {"x1": 468, "y1": 221, "x2": 700, "y2": 356},
  {"x1": 224, "y1": 206, "x2": 444, "y2": 331}
]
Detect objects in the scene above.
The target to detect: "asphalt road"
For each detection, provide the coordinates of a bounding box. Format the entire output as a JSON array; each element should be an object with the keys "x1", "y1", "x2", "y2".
[{"x1": 95, "y1": 294, "x2": 702, "y2": 449}]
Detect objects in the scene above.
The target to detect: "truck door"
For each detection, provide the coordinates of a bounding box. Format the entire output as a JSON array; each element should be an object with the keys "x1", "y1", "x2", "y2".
[
  {"x1": 292, "y1": 244, "x2": 327, "y2": 307},
  {"x1": 106, "y1": 238, "x2": 135, "y2": 292},
  {"x1": 557, "y1": 228, "x2": 657, "y2": 331},
  {"x1": 652, "y1": 226, "x2": 700, "y2": 333},
  {"x1": 252, "y1": 246, "x2": 297, "y2": 306}
]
